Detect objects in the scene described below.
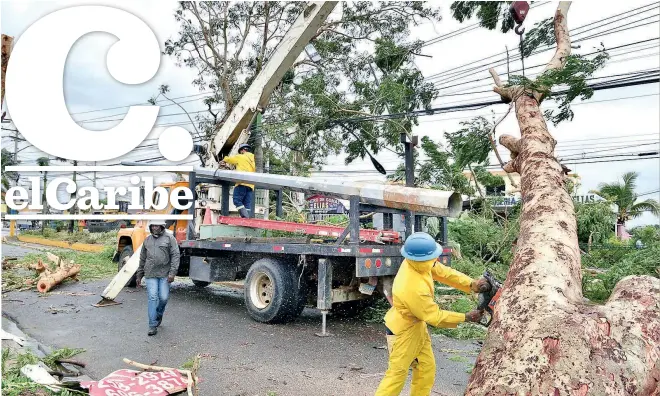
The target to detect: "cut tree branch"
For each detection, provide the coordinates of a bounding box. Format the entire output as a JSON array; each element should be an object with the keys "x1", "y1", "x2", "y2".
[{"x1": 488, "y1": 104, "x2": 517, "y2": 187}]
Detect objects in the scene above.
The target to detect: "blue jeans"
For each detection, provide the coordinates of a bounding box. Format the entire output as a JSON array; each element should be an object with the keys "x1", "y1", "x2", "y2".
[
  {"x1": 233, "y1": 185, "x2": 253, "y2": 211},
  {"x1": 145, "y1": 277, "x2": 169, "y2": 328}
]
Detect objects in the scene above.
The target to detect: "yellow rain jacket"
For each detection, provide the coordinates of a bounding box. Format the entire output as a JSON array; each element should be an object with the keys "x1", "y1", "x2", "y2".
[
  {"x1": 222, "y1": 152, "x2": 256, "y2": 190},
  {"x1": 376, "y1": 258, "x2": 474, "y2": 396},
  {"x1": 384, "y1": 258, "x2": 474, "y2": 334}
]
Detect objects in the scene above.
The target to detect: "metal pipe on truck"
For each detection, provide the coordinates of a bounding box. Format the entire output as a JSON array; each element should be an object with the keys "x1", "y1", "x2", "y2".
[{"x1": 192, "y1": 167, "x2": 462, "y2": 218}]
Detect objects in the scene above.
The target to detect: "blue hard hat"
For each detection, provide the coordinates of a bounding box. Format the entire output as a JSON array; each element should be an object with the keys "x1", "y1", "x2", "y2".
[
  {"x1": 401, "y1": 232, "x2": 442, "y2": 261},
  {"x1": 238, "y1": 144, "x2": 251, "y2": 152}
]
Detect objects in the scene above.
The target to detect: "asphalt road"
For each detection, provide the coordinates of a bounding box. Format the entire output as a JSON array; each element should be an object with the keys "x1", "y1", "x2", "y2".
[
  {"x1": 2, "y1": 243, "x2": 42, "y2": 258},
  {"x1": 2, "y1": 246, "x2": 479, "y2": 396}
]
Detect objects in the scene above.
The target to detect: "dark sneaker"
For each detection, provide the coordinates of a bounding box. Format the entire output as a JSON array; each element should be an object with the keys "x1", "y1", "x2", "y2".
[
  {"x1": 156, "y1": 316, "x2": 162, "y2": 327},
  {"x1": 148, "y1": 327, "x2": 157, "y2": 336}
]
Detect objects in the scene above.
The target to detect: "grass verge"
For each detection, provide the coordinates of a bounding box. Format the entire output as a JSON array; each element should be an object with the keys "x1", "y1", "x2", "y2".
[
  {"x1": 19, "y1": 229, "x2": 118, "y2": 246},
  {"x1": 2, "y1": 246, "x2": 116, "y2": 292},
  {"x1": 1, "y1": 348, "x2": 84, "y2": 396}
]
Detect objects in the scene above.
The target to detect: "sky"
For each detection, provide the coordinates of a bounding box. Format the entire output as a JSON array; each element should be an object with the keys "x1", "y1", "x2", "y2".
[{"x1": 1, "y1": 0, "x2": 659, "y2": 227}]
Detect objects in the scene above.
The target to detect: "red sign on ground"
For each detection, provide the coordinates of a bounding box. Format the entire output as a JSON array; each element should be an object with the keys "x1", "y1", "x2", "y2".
[{"x1": 81, "y1": 369, "x2": 189, "y2": 396}]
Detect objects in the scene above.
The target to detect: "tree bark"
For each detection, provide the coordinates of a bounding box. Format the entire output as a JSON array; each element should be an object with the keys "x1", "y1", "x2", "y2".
[
  {"x1": 36, "y1": 261, "x2": 80, "y2": 293},
  {"x1": 467, "y1": 92, "x2": 660, "y2": 395},
  {"x1": 468, "y1": 3, "x2": 660, "y2": 394}
]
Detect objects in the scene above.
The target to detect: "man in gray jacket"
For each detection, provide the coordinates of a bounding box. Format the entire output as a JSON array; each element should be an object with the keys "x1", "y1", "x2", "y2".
[{"x1": 136, "y1": 220, "x2": 180, "y2": 336}]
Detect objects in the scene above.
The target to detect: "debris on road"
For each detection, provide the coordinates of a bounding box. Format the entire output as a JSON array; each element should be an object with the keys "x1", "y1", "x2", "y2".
[
  {"x1": 20, "y1": 363, "x2": 62, "y2": 392},
  {"x1": 42, "y1": 291, "x2": 95, "y2": 297},
  {"x1": 1, "y1": 328, "x2": 26, "y2": 346},
  {"x1": 2, "y1": 256, "x2": 17, "y2": 269},
  {"x1": 119, "y1": 357, "x2": 199, "y2": 396},
  {"x1": 36, "y1": 253, "x2": 81, "y2": 293},
  {"x1": 80, "y1": 368, "x2": 190, "y2": 396}
]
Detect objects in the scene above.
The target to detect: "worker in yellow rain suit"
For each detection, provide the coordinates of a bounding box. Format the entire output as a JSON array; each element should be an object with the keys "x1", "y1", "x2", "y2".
[
  {"x1": 221, "y1": 144, "x2": 256, "y2": 218},
  {"x1": 375, "y1": 232, "x2": 490, "y2": 396}
]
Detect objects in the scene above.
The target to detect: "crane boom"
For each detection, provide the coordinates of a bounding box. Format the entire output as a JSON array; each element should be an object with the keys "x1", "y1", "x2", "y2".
[{"x1": 207, "y1": 1, "x2": 337, "y2": 167}]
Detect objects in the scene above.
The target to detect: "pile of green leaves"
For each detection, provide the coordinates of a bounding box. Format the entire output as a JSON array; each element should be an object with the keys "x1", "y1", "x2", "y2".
[
  {"x1": 583, "y1": 240, "x2": 659, "y2": 302},
  {"x1": 448, "y1": 212, "x2": 519, "y2": 267},
  {"x1": 575, "y1": 201, "x2": 616, "y2": 245}
]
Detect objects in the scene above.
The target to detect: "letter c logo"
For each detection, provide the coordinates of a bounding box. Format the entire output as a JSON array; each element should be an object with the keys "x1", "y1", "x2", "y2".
[{"x1": 6, "y1": 6, "x2": 161, "y2": 161}]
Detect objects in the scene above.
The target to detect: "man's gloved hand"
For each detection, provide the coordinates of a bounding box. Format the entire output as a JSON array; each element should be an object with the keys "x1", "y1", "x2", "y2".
[
  {"x1": 471, "y1": 277, "x2": 491, "y2": 293},
  {"x1": 167, "y1": 275, "x2": 175, "y2": 283},
  {"x1": 136, "y1": 275, "x2": 142, "y2": 288},
  {"x1": 465, "y1": 310, "x2": 484, "y2": 323}
]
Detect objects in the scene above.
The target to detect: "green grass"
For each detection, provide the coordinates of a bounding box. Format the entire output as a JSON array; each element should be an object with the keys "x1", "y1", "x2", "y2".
[
  {"x1": 180, "y1": 357, "x2": 195, "y2": 369},
  {"x1": 42, "y1": 348, "x2": 85, "y2": 368},
  {"x1": 433, "y1": 323, "x2": 487, "y2": 340},
  {"x1": 1, "y1": 349, "x2": 83, "y2": 396},
  {"x1": 448, "y1": 355, "x2": 468, "y2": 363},
  {"x1": 20, "y1": 229, "x2": 118, "y2": 246},
  {"x1": 3, "y1": 247, "x2": 116, "y2": 291}
]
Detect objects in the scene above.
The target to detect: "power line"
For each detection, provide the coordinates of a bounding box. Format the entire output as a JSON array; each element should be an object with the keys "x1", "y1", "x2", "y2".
[
  {"x1": 431, "y1": 40, "x2": 660, "y2": 90},
  {"x1": 424, "y1": 4, "x2": 660, "y2": 83},
  {"x1": 331, "y1": 77, "x2": 660, "y2": 125},
  {"x1": 307, "y1": 153, "x2": 659, "y2": 174},
  {"x1": 421, "y1": 1, "x2": 551, "y2": 47}
]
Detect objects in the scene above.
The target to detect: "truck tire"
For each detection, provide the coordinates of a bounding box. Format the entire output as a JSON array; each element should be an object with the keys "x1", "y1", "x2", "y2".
[
  {"x1": 244, "y1": 258, "x2": 301, "y2": 324},
  {"x1": 192, "y1": 280, "x2": 210, "y2": 288},
  {"x1": 118, "y1": 245, "x2": 137, "y2": 288}
]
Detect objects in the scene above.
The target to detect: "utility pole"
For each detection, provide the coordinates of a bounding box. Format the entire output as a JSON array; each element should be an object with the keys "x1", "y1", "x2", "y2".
[
  {"x1": 3, "y1": 35, "x2": 16, "y2": 237},
  {"x1": 93, "y1": 161, "x2": 97, "y2": 188},
  {"x1": 401, "y1": 133, "x2": 419, "y2": 238},
  {"x1": 68, "y1": 160, "x2": 78, "y2": 233}
]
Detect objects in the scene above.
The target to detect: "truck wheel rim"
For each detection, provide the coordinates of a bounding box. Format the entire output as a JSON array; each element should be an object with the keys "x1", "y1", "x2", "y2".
[{"x1": 250, "y1": 272, "x2": 273, "y2": 309}]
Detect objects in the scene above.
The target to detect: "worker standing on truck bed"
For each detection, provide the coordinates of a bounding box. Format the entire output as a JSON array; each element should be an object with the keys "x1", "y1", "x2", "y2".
[
  {"x1": 375, "y1": 232, "x2": 489, "y2": 396},
  {"x1": 220, "y1": 143, "x2": 256, "y2": 218},
  {"x1": 136, "y1": 220, "x2": 180, "y2": 336}
]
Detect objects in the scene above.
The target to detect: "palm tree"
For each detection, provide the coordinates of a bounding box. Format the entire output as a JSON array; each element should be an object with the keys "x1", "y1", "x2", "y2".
[
  {"x1": 1, "y1": 148, "x2": 19, "y2": 198},
  {"x1": 591, "y1": 171, "x2": 660, "y2": 236}
]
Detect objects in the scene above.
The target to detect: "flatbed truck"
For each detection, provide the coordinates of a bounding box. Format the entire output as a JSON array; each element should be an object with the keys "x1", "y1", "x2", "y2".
[{"x1": 111, "y1": 170, "x2": 460, "y2": 333}]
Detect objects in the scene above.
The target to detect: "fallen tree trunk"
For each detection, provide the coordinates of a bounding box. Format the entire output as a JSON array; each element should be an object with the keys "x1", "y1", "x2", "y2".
[
  {"x1": 465, "y1": 3, "x2": 660, "y2": 394},
  {"x1": 36, "y1": 254, "x2": 80, "y2": 293}
]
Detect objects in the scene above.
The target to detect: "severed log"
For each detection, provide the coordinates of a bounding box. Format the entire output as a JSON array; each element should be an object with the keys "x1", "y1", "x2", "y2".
[
  {"x1": 31, "y1": 259, "x2": 48, "y2": 274},
  {"x1": 37, "y1": 255, "x2": 81, "y2": 293}
]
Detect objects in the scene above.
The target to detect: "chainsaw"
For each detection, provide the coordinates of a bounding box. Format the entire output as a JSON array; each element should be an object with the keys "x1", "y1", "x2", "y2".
[{"x1": 476, "y1": 270, "x2": 503, "y2": 327}]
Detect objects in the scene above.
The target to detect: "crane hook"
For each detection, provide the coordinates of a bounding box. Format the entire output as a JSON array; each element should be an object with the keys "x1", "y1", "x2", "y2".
[{"x1": 515, "y1": 24, "x2": 525, "y2": 36}]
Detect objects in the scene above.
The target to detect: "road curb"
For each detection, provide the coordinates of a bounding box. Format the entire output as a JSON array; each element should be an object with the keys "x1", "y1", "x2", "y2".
[
  {"x1": 2, "y1": 313, "x2": 94, "y2": 382},
  {"x1": 16, "y1": 235, "x2": 105, "y2": 253}
]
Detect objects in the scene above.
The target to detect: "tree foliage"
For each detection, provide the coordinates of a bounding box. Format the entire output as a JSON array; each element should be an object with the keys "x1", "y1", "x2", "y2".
[
  {"x1": 574, "y1": 201, "x2": 615, "y2": 245},
  {"x1": 591, "y1": 171, "x2": 660, "y2": 224},
  {"x1": 444, "y1": 117, "x2": 492, "y2": 170},
  {"x1": 1, "y1": 148, "x2": 19, "y2": 193},
  {"x1": 164, "y1": 2, "x2": 442, "y2": 171},
  {"x1": 509, "y1": 50, "x2": 609, "y2": 125},
  {"x1": 450, "y1": 1, "x2": 515, "y2": 33}
]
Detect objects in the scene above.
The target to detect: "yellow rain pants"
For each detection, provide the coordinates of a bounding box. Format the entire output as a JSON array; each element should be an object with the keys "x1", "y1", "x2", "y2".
[
  {"x1": 376, "y1": 321, "x2": 435, "y2": 396},
  {"x1": 375, "y1": 258, "x2": 474, "y2": 395}
]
